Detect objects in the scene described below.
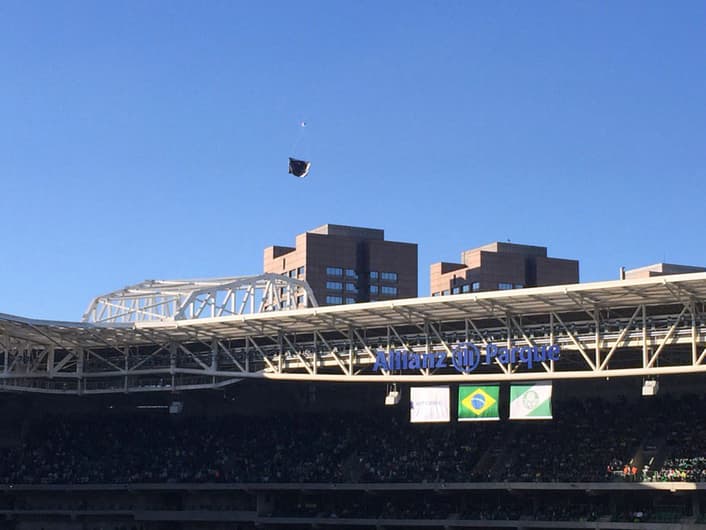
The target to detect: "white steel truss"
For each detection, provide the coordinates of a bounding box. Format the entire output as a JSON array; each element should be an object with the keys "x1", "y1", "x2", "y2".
[
  {"x1": 1, "y1": 273, "x2": 706, "y2": 394},
  {"x1": 82, "y1": 274, "x2": 318, "y2": 323}
]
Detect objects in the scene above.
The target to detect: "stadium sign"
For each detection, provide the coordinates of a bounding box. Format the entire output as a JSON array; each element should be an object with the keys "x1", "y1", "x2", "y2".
[{"x1": 373, "y1": 343, "x2": 561, "y2": 373}]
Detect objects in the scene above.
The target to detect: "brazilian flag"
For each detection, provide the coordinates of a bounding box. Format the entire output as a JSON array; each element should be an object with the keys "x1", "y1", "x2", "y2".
[{"x1": 458, "y1": 385, "x2": 500, "y2": 421}]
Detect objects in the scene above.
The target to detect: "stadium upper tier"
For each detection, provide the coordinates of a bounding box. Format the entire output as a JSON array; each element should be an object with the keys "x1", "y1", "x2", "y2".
[
  {"x1": 1, "y1": 272, "x2": 706, "y2": 393},
  {"x1": 2, "y1": 392, "x2": 706, "y2": 486}
]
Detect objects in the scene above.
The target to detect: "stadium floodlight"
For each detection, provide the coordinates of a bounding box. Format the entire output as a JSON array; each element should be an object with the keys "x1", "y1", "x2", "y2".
[
  {"x1": 642, "y1": 379, "x2": 659, "y2": 396},
  {"x1": 385, "y1": 391, "x2": 400, "y2": 405},
  {"x1": 385, "y1": 384, "x2": 401, "y2": 406}
]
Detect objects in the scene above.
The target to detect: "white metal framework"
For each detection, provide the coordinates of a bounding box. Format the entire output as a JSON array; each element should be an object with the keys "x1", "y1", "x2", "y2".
[
  {"x1": 82, "y1": 274, "x2": 318, "y2": 323},
  {"x1": 2, "y1": 273, "x2": 706, "y2": 394}
]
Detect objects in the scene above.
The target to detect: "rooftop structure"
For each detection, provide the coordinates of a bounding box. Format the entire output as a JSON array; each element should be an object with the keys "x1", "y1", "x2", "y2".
[
  {"x1": 82, "y1": 273, "x2": 318, "y2": 324},
  {"x1": 1, "y1": 272, "x2": 706, "y2": 393},
  {"x1": 624, "y1": 262, "x2": 706, "y2": 280}
]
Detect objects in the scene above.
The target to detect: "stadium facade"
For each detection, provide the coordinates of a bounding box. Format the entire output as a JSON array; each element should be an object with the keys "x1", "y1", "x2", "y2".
[
  {"x1": 3, "y1": 238, "x2": 706, "y2": 528},
  {"x1": 3, "y1": 271, "x2": 706, "y2": 393}
]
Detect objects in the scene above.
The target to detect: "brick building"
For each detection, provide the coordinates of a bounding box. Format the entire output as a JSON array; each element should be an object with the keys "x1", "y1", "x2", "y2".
[
  {"x1": 430, "y1": 242, "x2": 578, "y2": 296},
  {"x1": 264, "y1": 224, "x2": 417, "y2": 306},
  {"x1": 623, "y1": 263, "x2": 706, "y2": 280}
]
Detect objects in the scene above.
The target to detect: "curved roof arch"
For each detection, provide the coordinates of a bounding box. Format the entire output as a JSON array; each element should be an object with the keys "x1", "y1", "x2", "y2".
[{"x1": 82, "y1": 273, "x2": 318, "y2": 324}]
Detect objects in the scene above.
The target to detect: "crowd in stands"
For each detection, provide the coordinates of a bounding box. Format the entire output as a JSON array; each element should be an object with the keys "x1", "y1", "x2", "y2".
[
  {"x1": 1, "y1": 394, "x2": 706, "y2": 485},
  {"x1": 651, "y1": 457, "x2": 706, "y2": 481},
  {"x1": 642, "y1": 394, "x2": 706, "y2": 482}
]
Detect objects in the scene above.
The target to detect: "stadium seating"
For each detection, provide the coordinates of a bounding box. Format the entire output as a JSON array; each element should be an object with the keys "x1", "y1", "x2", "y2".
[{"x1": 1, "y1": 393, "x2": 706, "y2": 486}]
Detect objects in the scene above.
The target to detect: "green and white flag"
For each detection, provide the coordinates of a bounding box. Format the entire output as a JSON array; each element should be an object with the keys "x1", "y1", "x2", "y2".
[
  {"x1": 509, "y1": 383, "x2": 552, "y2": 420},
  {"x1": 458, "y1": 385, "x2": 499, "y2": 421}
]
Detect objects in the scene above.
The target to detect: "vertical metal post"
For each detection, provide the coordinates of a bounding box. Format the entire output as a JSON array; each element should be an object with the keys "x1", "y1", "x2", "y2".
[
  {"x1": 170, "y1": 343, "x2": 177, "y2": 388},
  {"x1": 594, "y1": 306, "x2": 600, "y2": 369},
  {"x1": 642, "y1": 305, "x2": 648, "y2": 368},
  {"x1": 278, "y1": 331, "x2": 284, "y2": 372},
  {"x1": 211, "y1": 338, "x2": 218, "y2": 385},
  {"x1": 313, "y1": 332, "x2": 318, "y2": 374},
  {"x1": 77, "y1": 348, "x2": 84, "y2": 395},
  {"x1": 348, "y1": 326, "x2": 354, "y2": 376},
  {"x1": 692, "y1": 302, "x2": 698, "y2": 366},
  {"x1": 245, "y1": 338, "x2": 250, "y2": 372},
  {"x1": 549, "y1": 313, "x2": 555, "y2": 372},
  {"x1": 124, "y1": 347, "x2": 129, "y2": 393},
  {"x1": 211, "y1": 338, "x2": 218, "y2": 371},
  {"x1": 46, "y1": 347, "x2": 55, "y2": 379}
]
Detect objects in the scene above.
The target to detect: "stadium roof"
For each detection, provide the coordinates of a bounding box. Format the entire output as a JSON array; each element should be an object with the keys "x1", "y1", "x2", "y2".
[{"x1": 2, "y1": 272, "x2": 706, "y2": 349}]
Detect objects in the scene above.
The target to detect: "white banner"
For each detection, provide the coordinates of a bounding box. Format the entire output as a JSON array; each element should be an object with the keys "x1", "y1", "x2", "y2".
[
  {"x1": 509, "y1": 382, "x2": 553, "y2": 420},
  {"x1": 410, "y1": 386, "x2": 450, "y2": 423}
]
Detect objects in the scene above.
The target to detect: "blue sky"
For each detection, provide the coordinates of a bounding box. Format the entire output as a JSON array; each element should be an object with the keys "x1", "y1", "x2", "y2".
[{"x1": 1, "y1": 1, "x2": 705, "y2": 320}]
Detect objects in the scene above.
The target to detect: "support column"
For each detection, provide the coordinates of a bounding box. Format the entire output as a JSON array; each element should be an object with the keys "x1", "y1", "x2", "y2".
[
  {"x1": 256, "y1": 492, "x2": 275, "y2": 516},
  {"x1": 693, "y1": 492, "x2": 700, "y2": 518},
  {"x1": 169, "y1": 343, "x2": 177, "y2": 388}
]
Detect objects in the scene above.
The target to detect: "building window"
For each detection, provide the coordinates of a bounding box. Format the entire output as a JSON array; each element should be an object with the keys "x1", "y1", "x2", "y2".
[
  {"x1": 345, "y1": 297, "x2": 356, "y2": 304},
  {"x1": 442, "y1": 289, "x2": 450, "y2": 296},
  {"x1": 381, "y1": 271, "x2": 398, "y2": 282},
  {"x1": 514, "y1": 284, "x2": 523, "y2": 289},
  {"x1": 472, "y1": 282, "x2": 480, "y2": 292},
  {"x1": 381, "y1": 285, "x2": 397, "y2": 295},
  {"x1": 498, "y1": 282, "x2": 514, "y2": 290},
  {"x1": 461, "y1": 284, "x2": 471, "y2": 293},
  {"x1": 297, "y1": 266, "x2": 305, "y2": 276},
  {"x1": 326, "y1": 281, "x2": 343, "y2": 290},
  {"x1": 345, "y1": 283, "x2": 357, "y2": 293},
  {"x1": 370, "y1": 271, "x2": 379, "y2": 280},
  {"x1": 296, "y1": 295, "x2": 304, "y2": 306},
  {"x1": 326, "y1": 266, "x2": 343, "y2": 276},
  {"x1": 432, "y1": 292, "x2": 440, "y2": 297},
  {"x1": 289, "y1": 269, "x2": 297, "y2": 278},
  {"x1": 345, "y1": 268, "x2": 357, "y2": 279},
  {"x1": 452, "y1": 286, "x2": 460, "y2": 294},
  {"x1": 370, "y1": 285, "x2": 379, "y2": 294},
  {"x1": 326, "y1": 295, "x2": 343, "y2": 305}
]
